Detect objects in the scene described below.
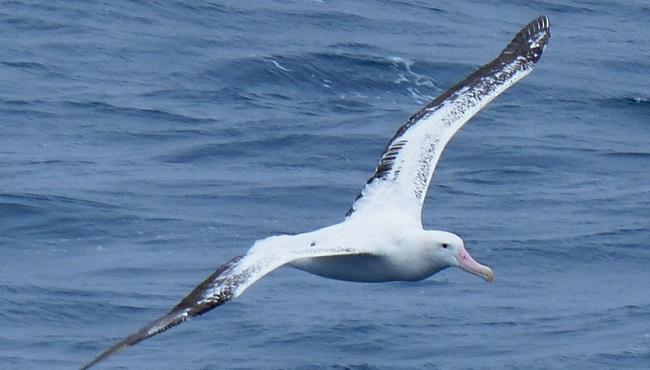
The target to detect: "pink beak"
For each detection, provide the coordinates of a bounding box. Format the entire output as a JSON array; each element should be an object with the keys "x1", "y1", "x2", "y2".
[{"x1": 456, "y1": 245, "x2": 494, "y2": 282}]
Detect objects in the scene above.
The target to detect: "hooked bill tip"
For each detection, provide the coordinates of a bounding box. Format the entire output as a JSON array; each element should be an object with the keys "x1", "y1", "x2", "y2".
[{"x1": 484, "y1": 267, "x2": 494, "y2": 283}]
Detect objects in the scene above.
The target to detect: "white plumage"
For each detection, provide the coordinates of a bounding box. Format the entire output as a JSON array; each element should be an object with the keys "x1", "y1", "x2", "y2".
[{"x1": 82, "y1": 16, "x2": 550, "y2": 370}]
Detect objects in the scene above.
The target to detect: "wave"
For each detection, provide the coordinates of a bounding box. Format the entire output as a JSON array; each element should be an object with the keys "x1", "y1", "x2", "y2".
[
  {"x1": 200, "y1": 51, "x2": 450, "y2": 100},
  {"x1": 598, "y1": 96, "x2": 650, "y2": 109},
  {"x1": 156, "y1": 133, "x2": 381, "y2": 165},
  {"x1": 62, "y1": 100, "x2": 216, "y2": 124}
]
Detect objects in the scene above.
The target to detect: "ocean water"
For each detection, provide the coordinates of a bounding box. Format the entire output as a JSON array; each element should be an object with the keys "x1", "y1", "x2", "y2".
[{"x1": 1, "y1": 1, "x2": 649, "y2": 369}]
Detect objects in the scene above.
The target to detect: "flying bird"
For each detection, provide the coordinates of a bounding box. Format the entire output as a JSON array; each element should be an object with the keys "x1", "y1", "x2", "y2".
[{"x1": 82, "y1": 16, "x2": 550, "y2": 369}]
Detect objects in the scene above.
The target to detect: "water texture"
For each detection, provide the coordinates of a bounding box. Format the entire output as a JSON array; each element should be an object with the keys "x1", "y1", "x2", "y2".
[{"x1": 1, "y1": 1, "x2": 649, "y2": 369}]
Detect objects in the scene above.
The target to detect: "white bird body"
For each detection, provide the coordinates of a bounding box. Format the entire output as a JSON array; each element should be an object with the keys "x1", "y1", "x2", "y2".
[
  {"x1": 82, "y1": 16, "x2": 551, "y2": 370},
  {"x1": 285, "y1": 214, "x2": 433, "y2": 282}
]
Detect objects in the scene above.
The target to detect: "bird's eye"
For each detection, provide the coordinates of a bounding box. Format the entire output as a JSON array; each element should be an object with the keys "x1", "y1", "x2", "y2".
[{"x1": 442, "y1": 243, "x2": 449, "y2": 249}]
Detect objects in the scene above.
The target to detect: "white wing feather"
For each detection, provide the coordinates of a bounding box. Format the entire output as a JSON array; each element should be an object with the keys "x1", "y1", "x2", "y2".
[
  {"x1": 82, "y1": 16, "x2": 552, "y2": 370},
  {"x1": 81, "y1": 233, "x2": 369, "y2": 369},
  {"x1": 347, "y1": 16, "x2": 551, "y2": 218}
]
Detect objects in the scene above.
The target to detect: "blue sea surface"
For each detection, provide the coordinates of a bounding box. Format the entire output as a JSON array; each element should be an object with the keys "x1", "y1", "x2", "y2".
[{"x1": 1, "y1": 1, "x2": 649, "y2": 369}]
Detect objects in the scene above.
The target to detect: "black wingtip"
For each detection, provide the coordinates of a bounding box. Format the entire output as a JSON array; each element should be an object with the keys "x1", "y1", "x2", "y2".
[
  {"x1": 80, "y1": 307, "x2": 189, "y2": 370},
  {"x1": 80, "y1": 335, "x2": 133, "y2": 370},
  {"x1": 80, "y1": 255, "x2": 245, "y2": 369},
  {"x1": 80, "y1": 329, "x2": 149, "y2": 370},
  {"x1": 501, "y1": 16, "x2": 551, "y2": 63}
]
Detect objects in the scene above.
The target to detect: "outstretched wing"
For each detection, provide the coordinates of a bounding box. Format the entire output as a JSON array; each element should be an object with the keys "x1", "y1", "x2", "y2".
[
  {"x1": 81, "y1": 238, "x2": 366, "y2": 370},
  {"x1": 346, "y1": 16, "x2": 550, "y2": 218}
]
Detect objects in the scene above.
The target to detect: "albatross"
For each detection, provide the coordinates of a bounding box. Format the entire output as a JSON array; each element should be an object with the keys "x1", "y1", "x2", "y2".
[{"x1": 82, "y1": 16, "x2": 550, "y2": 369}]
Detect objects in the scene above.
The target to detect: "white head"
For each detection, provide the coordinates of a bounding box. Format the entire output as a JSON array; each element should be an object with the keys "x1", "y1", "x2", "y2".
[{"x1": 424, "y1": 230, "x2": 494, "y2": 282}]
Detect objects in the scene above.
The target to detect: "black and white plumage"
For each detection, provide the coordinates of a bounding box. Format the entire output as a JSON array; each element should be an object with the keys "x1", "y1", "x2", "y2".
[
  {"x1": 82, "y1": 16, "x2": 550, "y2": 369},
  {"x1": 347, "y1": 16, "x2": 550, "y2": 218}
]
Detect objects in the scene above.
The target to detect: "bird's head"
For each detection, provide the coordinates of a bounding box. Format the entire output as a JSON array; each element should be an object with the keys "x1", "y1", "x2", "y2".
[{"x1": 425, "y1": 230, "x2": 494, "y2": 282}]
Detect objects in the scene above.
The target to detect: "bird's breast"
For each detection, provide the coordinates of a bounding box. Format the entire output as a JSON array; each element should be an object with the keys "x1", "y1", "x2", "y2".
[{"x1": 289, "y1": 252, "x2": 435, "y2": 283}]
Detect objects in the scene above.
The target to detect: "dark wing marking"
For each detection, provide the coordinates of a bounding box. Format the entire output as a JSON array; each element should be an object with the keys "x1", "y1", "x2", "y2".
[
  {"x1": 80, "y1": 255, "x2": 244, "y2": 370},
  {"x1": 346, "y1": 16, "x2": 550, "y2": 218},
  {"x1": 81, "y1": 240, "x2": 367, "y2": 369}
]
